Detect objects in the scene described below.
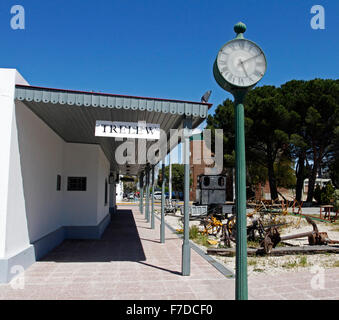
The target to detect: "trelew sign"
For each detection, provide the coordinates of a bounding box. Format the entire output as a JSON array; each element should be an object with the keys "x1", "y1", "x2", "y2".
[{"x1": 95, "y1": 120, "x2": 160, "y2": 140}]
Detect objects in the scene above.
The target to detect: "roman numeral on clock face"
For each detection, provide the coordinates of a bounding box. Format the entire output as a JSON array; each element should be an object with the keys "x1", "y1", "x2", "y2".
[
  {"x1": 226, "y1": 43, "x2": 236, "y2": 52},
  {"x1": 227, "y1": 73, "x2": 234, "y2": 83},
  {"x1": 254, "y1": 70, "x2": 263, "y2": 78},
  {"x1": 256, "y1": 60, "x2": 265, "y2": 67},
  {"x1": 221, "y1": 66, "x2": 229, "y2": 73},
  {"x1": 237, "y1": 77, "x2": 245, "y2": 86}
]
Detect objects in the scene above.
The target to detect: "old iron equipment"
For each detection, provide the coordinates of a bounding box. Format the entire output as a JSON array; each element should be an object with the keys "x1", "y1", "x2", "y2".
[{"x1": 260, "y1": 216, "x2": 339, "y2": 254}]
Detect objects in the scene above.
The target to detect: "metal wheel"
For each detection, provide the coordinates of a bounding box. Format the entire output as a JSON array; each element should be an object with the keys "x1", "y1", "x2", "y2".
[
  {"x1": 226, "y1": 215, "x2": 237, "y2": 242},
  {"x1": 202, "y1": 215, "x2": 223, "y2": 236}
]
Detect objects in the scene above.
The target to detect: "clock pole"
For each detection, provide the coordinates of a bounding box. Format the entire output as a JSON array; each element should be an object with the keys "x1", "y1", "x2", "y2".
[
  {"x1": 233, "y1": 22, "x2": 248, "y2": 301},
  {"x1": 213, "y1": 22, "x2": 266, "y2": 300},
  {"x1": 234, "y1": 88, "x2": 248, "y2": 300}
]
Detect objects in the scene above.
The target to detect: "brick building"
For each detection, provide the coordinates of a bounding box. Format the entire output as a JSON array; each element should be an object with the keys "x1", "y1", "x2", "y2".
[{"x1": 189, "y1": 132, "x2": 216, "y2": 201}]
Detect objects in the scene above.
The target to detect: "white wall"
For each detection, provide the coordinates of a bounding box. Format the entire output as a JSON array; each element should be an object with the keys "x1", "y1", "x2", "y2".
[
  {"x1": 63, "y1": 143, "x2": 100, "y2": 226},
  {"x1": 15, "y1": 101, "x2": 64, "y2": 245},
  {"x1": 14, "y1": 103, "x2": 111, "y2": 243},
  {"x1": 0, "y1": 68, "x2": 111, "y2": 259},
  {"x1": 0, "y1": 70, "x2": 31, "y2": 258},
  {"x1": 96, "y1": 148, "x2": 110, "y2": 224}
]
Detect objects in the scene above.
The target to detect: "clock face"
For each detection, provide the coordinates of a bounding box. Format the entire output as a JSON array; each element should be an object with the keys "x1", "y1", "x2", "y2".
[{"x1": 216, "y1": 39, "x2": 267, "y2": 88}]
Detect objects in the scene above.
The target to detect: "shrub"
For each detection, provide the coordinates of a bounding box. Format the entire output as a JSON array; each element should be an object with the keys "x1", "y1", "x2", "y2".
[
  {"x1": 189, "y1": 225, "x2": 200, "y2": 240},
  {"x1": 320, "y1": 182, "x2": 335, "y2": 205},
  {"x1": 314, "y1": 182, "x2": 336, "y2": 205},
  {"x1": 334, "y1": 189, "x2": 339, "y2": 211}
]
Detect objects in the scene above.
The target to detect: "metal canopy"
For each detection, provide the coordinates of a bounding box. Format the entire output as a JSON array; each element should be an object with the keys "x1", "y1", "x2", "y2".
[{"x1": 15, "y1": 85, "x2": 211, "y2": 175}]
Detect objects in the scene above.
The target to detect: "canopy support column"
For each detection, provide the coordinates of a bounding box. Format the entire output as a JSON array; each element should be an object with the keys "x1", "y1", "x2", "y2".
[
  {"x1": 151, "y1": 165, "x2": 155, "y2": 229},
  {"x1": 139, "y1": 172, "x2": 144, "y2": 215},
  {"x1": 145, "y1": 166, "x2": 150, "y2": 223},
  {"x1": 182, "y1": 116, "x2": 192, "y2": 276},
  {"x1": 160, "y1": 162, "x2": 166, "y2": 243}
]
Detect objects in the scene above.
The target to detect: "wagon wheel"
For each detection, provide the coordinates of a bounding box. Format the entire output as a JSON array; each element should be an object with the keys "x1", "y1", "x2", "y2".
[
  {"x1": 226, "y1": 216, "x2": 237, "y2": 242},
  {"x1": 257, "y1": 219, "x2": 266, "y2": 240},
  {"x1": 221, "y1": 224, "x2": 231, "y2": 247},
  {"x1": 294, "y1": 214, "x2": 302, "y2": 228},
  {"x1": 290, "y1": 199, "x2": 303, "y2": 228},
  {"x1": 201, "y1": 215, "x2": 212, "y2": 235},
  {"x1": 202, "y1": 215, "x2": 222, "y2": 236}
]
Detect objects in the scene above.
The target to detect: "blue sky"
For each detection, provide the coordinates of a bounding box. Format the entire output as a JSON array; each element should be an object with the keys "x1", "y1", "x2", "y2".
[{"x1": 0, "y1": 0, "x2": 338, "y2": 120}]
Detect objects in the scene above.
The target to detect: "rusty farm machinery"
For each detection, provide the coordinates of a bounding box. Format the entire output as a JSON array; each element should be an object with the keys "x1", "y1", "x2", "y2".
[
  {"x1": 179, "y1": 174, "x2": 339, "y2": 257},
  {"x1": 259, "y1": 216, "x2": 339, "y2": 254}
]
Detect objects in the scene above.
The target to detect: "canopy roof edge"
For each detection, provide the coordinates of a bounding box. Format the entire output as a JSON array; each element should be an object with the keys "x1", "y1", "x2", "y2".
[{"x1": 15, "y1": 85, "x2": 212, "y2": 119}]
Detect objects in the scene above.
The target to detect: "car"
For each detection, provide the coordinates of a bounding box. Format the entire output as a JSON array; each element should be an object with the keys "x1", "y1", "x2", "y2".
[{"x1": 128, "y1": 193, "x2": 135, "y2": 199}]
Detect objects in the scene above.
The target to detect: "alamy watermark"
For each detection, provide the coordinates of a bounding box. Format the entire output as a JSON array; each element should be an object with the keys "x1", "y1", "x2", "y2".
[
  {"x1": 7, "y1": 4, "x2": 327, "y2": 31},
  {"x1": 310, "y1": 5, "x2": 325, "y2": 30},
  {"x1": 10, "y1": 5, "x2": 25, "y2": 30},
  {"x1": 310, "y1": 265, "x2": 325, "y2": 290},
  {"x1": 111, "y1": 126, "x2": 224, "y2": 175},
  {"x1": 10, "y1": 265, "x2": 25, "y2": 290}
]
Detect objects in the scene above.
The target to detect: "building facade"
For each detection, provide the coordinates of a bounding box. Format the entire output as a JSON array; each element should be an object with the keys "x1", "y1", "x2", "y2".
[{"x1": 0, "y1": 68, "x2": 210, "y2": 283}]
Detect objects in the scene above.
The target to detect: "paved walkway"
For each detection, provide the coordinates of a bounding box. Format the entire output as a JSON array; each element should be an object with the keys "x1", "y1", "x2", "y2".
[
  {"x1": 0, "y1": 206, "x2": 338, "y2": 300},
  {"x1": 0, "y1": 207, "x2": 233, "y2": 300}
]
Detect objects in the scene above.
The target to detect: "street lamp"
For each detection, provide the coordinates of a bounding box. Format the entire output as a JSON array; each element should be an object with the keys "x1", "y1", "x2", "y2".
[{"x1": 213, "y1": 22, "x2": 267, "y2": 300}]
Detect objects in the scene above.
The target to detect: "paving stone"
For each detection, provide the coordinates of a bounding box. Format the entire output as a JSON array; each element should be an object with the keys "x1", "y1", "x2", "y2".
[
  {"x1": 305, "y1": 289, "x2": 338, "y2": 299},
  {"x1": 1, "y1": 206, "x2": 338, "y2": 300}
]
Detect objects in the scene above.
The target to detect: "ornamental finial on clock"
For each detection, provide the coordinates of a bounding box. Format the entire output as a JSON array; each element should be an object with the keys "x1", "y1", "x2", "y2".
[{"x1": 234, "y1": 22, "x2": 247, "y2": 39}]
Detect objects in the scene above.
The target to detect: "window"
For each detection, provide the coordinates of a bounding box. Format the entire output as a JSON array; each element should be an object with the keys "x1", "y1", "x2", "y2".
[
  {"x1": 67, "y1": 177, "x2": 87, "y2": 191},
  {"x1": 218, "y1": 177, "x2": 225, "y2": 187},
  {"x1": 56, "y1": 175, "x2": 61, "y2": 191},
  {"x1": 105, "y1": 179, "x2": 108, "y2": 205},
  {"x1": 204, "y1": 177, "x2": 210, "y2": 187}
]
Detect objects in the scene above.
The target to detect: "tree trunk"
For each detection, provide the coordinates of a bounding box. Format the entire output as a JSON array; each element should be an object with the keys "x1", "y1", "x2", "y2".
[
  {"x1": 306, "y1": 149, "x2": 322, "y2": 203},
  {"x1": 306, "y1": 162, "x2": 318, "y2": 203},
  {"x1": 268, "y1": 164, "x2": 278, "y2": 200},
  {"x1": 267, "y1": 147, "x2": 278, "y2": 200},
  {"x1": 295, "y1": 155, "x2": 305, "y2": 202}
]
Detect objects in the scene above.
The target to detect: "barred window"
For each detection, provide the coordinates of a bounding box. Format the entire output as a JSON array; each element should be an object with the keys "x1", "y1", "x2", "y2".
[{"x1": 67, "y1": 177, "x2": 87, "y2": 191}]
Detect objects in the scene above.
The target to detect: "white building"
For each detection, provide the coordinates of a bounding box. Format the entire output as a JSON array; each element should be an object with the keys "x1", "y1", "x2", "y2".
[
  {"x1": 0, "y1": 68, "x2": 210, "y2": 283},
  {"x1": 303, "y1": 178, "x2": 331, "y2": 193}
]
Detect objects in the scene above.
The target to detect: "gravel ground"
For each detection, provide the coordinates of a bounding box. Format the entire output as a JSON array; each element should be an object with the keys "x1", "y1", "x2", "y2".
[{"x1": 155, "y1": 207, "x2": 339, "y2": 276}]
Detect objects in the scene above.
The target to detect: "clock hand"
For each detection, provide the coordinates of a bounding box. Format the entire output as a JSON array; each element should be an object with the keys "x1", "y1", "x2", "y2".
[
  {"x1": 242, "y1": 53, "x2": 263, "y2": 64},
  {"x1": 239, "y1": 60, "x2": 249, "y2": 77}
]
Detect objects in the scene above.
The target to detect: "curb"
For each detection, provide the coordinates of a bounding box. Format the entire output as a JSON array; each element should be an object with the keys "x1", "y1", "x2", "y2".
[{"x1": 153, "y1": 213, "x2": 235, "y2": 278}]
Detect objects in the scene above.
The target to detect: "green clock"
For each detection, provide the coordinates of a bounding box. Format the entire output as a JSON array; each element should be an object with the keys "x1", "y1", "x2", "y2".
[{"x1": 213, "y1": 24, "x2": 267, "y2": 92}]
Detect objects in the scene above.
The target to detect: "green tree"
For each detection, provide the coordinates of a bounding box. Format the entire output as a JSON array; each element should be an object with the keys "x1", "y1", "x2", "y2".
[
  {"x1": 320, "y1": 182, "x2": 335, "y2": 205},
  {"x1": 326, "y1": 126, "x2": 339, "y2": 188},
  {"x1": 207, "y1": 86, "x2": 294, "y2": 200},
  {"x1": 207, "y1": 79, "x2": 339, "y2": 202},
  {"x1": 244, "y1": 86, "x2": 294, "y2": 200},
  {"x1": 122, "y1": 176, "x2": 137, "y2": 194},
  {"x1": 206, "y1": 98, "x2": 236, "y2": 169},
  {"x1": 280, "y1": 80, "x2": 311, "y2": 201},
  {"x1": 158, "y1": 164, "x2": 185, "y2": 192},
  {"x1": 283, "y1": 79, "x2": 339, "y2": 202},
  {"x1": 314, "y1": 184, "x2": 322, "y2": 204},
  {"x1": 274, "y1": 156, "x2": 296, "y2": 190}
]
